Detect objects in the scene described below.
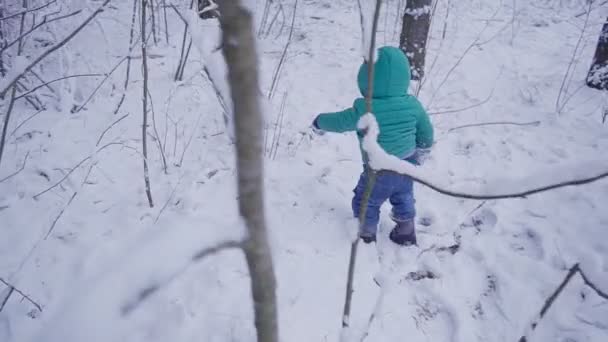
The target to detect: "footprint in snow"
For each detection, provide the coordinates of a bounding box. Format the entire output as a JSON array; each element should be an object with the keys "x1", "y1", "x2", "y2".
[{"x1": 508, "y1": 226, "x2": 545, "y2": 260}]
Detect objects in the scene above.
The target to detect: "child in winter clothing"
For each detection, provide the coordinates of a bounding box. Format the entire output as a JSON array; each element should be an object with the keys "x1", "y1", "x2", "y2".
[{"x1": 312, "y1": 46, "x2": 434, "y2": 246}]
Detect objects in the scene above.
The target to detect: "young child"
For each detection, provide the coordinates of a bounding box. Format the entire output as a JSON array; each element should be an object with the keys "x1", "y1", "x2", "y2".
[{"x1": 312, "y1": 46, "x2": 434, "y2": 246}]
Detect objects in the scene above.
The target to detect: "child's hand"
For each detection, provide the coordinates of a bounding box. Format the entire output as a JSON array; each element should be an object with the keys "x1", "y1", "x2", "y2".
[{"x1": 311, "y1": 117, "x2": 325, "y2": 136}]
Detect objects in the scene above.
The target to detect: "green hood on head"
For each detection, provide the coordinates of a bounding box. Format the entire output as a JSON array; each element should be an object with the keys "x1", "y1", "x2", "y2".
[{"x1": 357, "y1": 46, "x2": 411, "y2": 98}]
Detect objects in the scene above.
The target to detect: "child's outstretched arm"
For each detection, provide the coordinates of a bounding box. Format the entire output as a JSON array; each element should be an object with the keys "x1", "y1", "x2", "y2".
[
  {"x1": 313, "y1": 106, "x2": 360, "y2": 133},
  {"x1": 415, "y1": 107, "x2": 434, "y2": 148}
]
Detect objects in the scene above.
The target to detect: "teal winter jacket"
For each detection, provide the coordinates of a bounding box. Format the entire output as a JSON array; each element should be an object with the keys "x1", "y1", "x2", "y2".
[{"x1": 315, "y1": 46, "x2": 433, "y2": 162}]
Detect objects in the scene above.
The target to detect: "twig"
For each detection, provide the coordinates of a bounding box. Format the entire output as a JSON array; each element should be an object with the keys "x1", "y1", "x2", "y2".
[
  {"x1": 0, "y1": 287, "x2": 14, "y2": 312},
  {"x1": 177, "y1": 108, "x2": 202, "y2": 167},
  {"x1": 0, "y1": 0, "x2": 57, "y2": 22},
  {"x1": 148, "y1": 88, "x2": 168, "y2": 173},
  {"x1": 162, "y1": 0, "x2": 169, "y2": 44},
  {"x1": 0, "y1": 151, "x2": 29, "y2": 183},
  {"x1": 15, "y1": 74, "x2": 103, "y2": 101},
  {"x1": 556, "y1": 1, "x2": 592, "y2": 114},
  {"x1": 149, "y1": 0, "x2": 158, "y2": 45},
  {"x1": 343, "y1": 0, "x2": 382, "y2": 331},
  {"x1": 142, "y1": 0, "x2": 154, "y2": 208},
  {"x1": 267, "y1": 0, "x2": 297, "y2": 100},
  {"x1": 575, "y1": 0, "x2": 608, "y2": 18},
  {"x1": 32, "y1": 142, "x2": 121, "y2": 199},
  {"x1": 0, "y1": 0, "x2": 27, "y2": 170},
  {"x1": 45, "y1": 191, "x2": 77, "y2": 239},
  {"x1": 154, "y1": 176, "x2": 181, "y2": 223},
  {"x1": 271, "y1": 92, "x2": 287, "y2": 160},
  {"x1": 447, "y1": 120, "x2": 540, "y2": 133},
  {"x1": 177, "y1": 39, "x2": 192, "y2": 80},
  {"x1": 518, "y1": 263, "x2": 608, "y2": 342},
  {"x1": 113, "y1": 0, "x2": 138, "y2": 116},
  {"x1": 10, "y1": 108, "x2": 45, "y2": 136},
  {"x1": 0, "y1": 9, "x2": 82, "y2": 56},
  {"x1": 74, "y1": 56, "x2": 127, "y2": 113},
  {"x1": 96, "y1": 113, "x2": 129, "y2": 146},
  {"x1": 121, "y1": 239, "x2": 242, "y2": 315},
  {"x1": 0, "y1": 278, "x2": 42, "y2": 312},
  {"x1": 0, "y1": 0, "x2": 113, "y2": 99},
  {"x1": 172, "y1": 4, "x2": 189, "y2": 81}
]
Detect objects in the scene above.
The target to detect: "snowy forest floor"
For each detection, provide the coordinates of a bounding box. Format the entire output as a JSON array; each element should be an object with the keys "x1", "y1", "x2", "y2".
[{"x1": 1, "y1": 0, "x2": 608, "y2": 341}]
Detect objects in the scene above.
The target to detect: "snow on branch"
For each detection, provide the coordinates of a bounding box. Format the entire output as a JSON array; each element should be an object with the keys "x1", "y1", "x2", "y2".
[
  {"x1": 358, "y1": 114, "x2": 608, "y2": 200},
  {"x1": 0, "y1": 0, "x2": 112, "y2": 99}
]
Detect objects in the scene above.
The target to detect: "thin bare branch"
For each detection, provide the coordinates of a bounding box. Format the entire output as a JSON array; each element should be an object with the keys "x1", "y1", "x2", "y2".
[
  {"x1": 15, "y1": 73, "x2": 103, "y2": 101},
  {"x1": 0, "y1": 151, "x2": 29, "y2": 183},
  {"x1": 96, "y1": 113, "x2": 129, "y2": 146},
  {"x1": 0, "y1": 10, "x2": 82, "y2": 56},
  {"x1": 447, "y1": 120, "x2": 540, "y2": 133},
  {"x1": 518, "y1": 263, "x2": 608, "y2": 342},
  {"x1": 0, "y1": 287, "x2": 14, "y2": 312},
  {"x1": 0, "y1": 0, "x2": 57, "y2": 22},
  {"x1": 113, "y1": 0, "x2": 138, "y2": 116},
  {"x1": 121, "y1": 239, "x2": 242, "y2": 315},
  {"x1": 267, "y1": 0, "x2": 297, "y2": 100},
  {"x1": 142, "y1": 0, "x2": 154, "y2": 208},
  {"x1": 0, "y1": 278, "x2": 42, "y2": 312},
  {"x1": 0, "y1": 0, "x2": 112, "y2": 99},
  {"x1": 74, "y1": 57, "x2": 127, "y2": 113},
  {"x1": 10, "y1": 108, "x2": 44, "y2": 136},
  {"x1": 32, "y1": 142, "x2": 121, "y2": 199},
  {"x1": 556, "y1": 1, "x2": 592, "y2": 114},
  {"x1": 343, "y1": 0, "x2": 382, "y2": 332}
]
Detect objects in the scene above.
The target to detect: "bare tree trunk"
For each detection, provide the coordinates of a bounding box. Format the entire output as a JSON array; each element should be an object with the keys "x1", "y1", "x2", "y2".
[
  {"x1": 217, "y1": 1, "x2": 278, "y2": 342},
  {"x1": 141, "y1": 0, "x2": 154, "y2": 208},
  {"x1": 587, "y1": 17, "x2": 608, "y2": 90},
  {"x1": 400, "y1": 0, "x2": 432, "y2": 80}
]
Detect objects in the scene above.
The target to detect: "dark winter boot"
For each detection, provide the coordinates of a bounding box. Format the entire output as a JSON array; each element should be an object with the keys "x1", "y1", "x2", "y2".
[
  {"x1": 389, "y1": 218, "x2": 417, "y2": 246},
  {"x1": 359, "y1": 232, "x2": 376, "y2": 244}
]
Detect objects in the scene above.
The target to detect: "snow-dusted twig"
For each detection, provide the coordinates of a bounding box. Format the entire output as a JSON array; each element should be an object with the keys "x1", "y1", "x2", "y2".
[
  {"x1": 121, "y1": 239, "x2": 242, "y2": 315},
  {"x1": 15, "y1": 73, "x2": 103, "y2": 101},
  {"x1": 447, "y1": 120, "x2": 540, "y2": 133},
  {"x1": 267, "y1": 0, "x2": 298, "y2": 100},
  {"x1": 162, "y1": 0, "x2": 169, "y2": 44},
  {"x1": 113, "y1": 0, "x2": 138, "y2": 116},
  {"x1": 0, "y1": 287, "x2": 14, "y2": 312},
  {"x1": 0, "y1": 151, "x2": 29, "y2": 183},
  {"x1": 575, "y1": 0, "x2": 608, "y2": 18},
  {"x1": 0, "y1": 0, "x2": 56, "y2": 22},
  {"x1": 74, "y1": 56, "x2": 128, "y2": 113},
  {"x1": 0, "y1": 0, "x2": 27, "y2": 170},
  {"x1": 343, "y1": 0, "x2": 382, "y2": 332},
  {"x1": 32, "y1": 141, "x2": 122, "y2": 199},
  {"x1": 148, "y1": 88, "x2": 168, "y2": 173},
  {"x1": 0, "y1": 277, "x2": 42, "y2": 312},
  {"x1": 9, "y1": 108, "x2": 44, "y2": 137},
  {"x1": 0, "y1": 9, "x2": 82, "y2": 56},
  {"x1": 142, "y1": 0, "x2": 154, "y2": 208},
  {"x1": 518, "y1": 263, "x2": 608, "y2": 342},
  {"x1": 96, "y1": 113, "x2": 129, "y2": 146},
  {"x1": 556, "y1": 1, "x2": 592, "y2": 114},
  {"x1": 0, "y1": 0, "x2": 112, "y2": 99},
  {"x1": 359, "y1": 114, "x2": 608, "y2": 200}
]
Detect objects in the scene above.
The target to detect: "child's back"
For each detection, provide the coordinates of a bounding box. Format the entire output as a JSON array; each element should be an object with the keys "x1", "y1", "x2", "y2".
[
  {"x1": 312, "y1": 46, "x2": 434, "y2": 246},
  {"x1": 314, "y1": 46, "x2": 433, "y2": 162}
]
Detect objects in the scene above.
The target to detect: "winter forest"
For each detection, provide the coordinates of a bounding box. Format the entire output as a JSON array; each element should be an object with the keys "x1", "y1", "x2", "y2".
[{"x1": 1, "y1": 0, "x2": 608, "y2": 341}]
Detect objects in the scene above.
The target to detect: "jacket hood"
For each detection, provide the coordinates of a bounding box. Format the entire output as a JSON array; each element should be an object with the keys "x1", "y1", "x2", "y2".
[{"x1": 357, "y1": 46, "x2": 411, "y2": 98}]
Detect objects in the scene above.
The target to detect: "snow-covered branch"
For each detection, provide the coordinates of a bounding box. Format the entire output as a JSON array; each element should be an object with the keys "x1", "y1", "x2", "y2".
[
  {"x1": 358, "y1": 114, "x2": 608, "y2": 200},
  {"x1": 0, "y1": 0, "x2": 112, "y2": 99}
]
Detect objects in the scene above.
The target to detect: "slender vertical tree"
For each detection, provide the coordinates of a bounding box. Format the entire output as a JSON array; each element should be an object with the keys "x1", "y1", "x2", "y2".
[
  {"x1": 217, "y1": 1, "x2": 278, "y2": 342},
  {"x1": 400, "y1": 0, "x2": 432, "y2": 80},
  {"x1": 587, "y1": 17, "x2": 608, "y2": 90}
]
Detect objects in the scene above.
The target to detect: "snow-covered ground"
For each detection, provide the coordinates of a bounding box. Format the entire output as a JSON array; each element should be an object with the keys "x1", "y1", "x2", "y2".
[{"x1": 1, "y1": 0, "x2": 607, "y2": 341}]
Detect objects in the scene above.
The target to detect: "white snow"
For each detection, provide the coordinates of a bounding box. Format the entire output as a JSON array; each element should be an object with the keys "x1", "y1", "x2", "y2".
[{"x1": 1, "y1": 1, "x2": 608, "y2": 342}]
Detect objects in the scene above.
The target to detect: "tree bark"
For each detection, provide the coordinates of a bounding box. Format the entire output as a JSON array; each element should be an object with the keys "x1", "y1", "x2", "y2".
[
  {"x1": 586, "y1": 17, "x2": 608, "y2": 90},
  {"x1": 400, "y1": 0, "x2": 432, "y2": 80},
  {"x1": 217, "y1": 1, "x2": 278, "y2": 342}
]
